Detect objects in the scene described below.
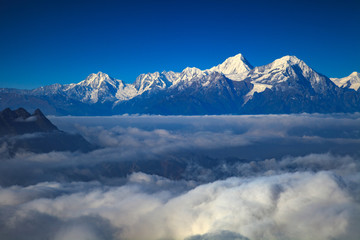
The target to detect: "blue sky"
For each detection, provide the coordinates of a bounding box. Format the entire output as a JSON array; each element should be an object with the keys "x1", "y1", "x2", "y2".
[{"x1": 0, "y1": 0, "x2": 359, "y2": 89}]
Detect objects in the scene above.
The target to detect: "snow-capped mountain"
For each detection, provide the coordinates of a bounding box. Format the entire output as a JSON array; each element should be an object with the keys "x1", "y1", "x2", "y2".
[
  {"x1": 134, "y1": 71, "x2": 178, "y2": 94},
  {"x1": 32, "y1": 72, "x2": 138, "y2": 104},
  {"x1": 64, "y1": 72, "x2": 129, "y2": 103},
  {"x1": 241, "y1": 55, "x2": 336, "y2": 102},
  {"x1": 331, "y1": 72, "x2": 360, "y2": 91},
  {"x1": 247, "y1": 55, "x2": 324, "y2": 86},
  {"x1": 115, "y1": 54, "x2": 357, "y2": 115},
  {"x1": 1, "y1": 53, "x2": 359, "y2": 115}
]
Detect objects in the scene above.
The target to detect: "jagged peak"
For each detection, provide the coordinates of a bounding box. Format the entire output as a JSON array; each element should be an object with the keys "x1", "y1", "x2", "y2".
[
  {"x1": 133, "y1": 71, "x2": 178, "y2": 92},
  {"x1": 85, "y1": 71, "x2": 111, "y2": 81},
  {"x1": 134, "y1": 72, "x2": 160, "y2": 89},
  {"x1": 77, "y1": 71, "x2": 122, "y2": 89},
  {"x1": 208, "y1": 53, "x2": 253, "y2": 75}
]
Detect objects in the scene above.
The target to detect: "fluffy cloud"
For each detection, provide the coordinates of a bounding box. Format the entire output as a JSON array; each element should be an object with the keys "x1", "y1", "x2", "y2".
[
  {"x1": 1, "y1": 170, "x2": 359, "y2": 240},
  {"x1": 0, "y1": 114, "x2": 359, "y2": 239}
]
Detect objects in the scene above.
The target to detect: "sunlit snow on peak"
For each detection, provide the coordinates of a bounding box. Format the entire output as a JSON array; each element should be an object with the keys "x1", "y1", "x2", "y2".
[
  {"x1": 331, "y1": 71, "x2": 360, "y2": 91},
  {"x1": 208, "y1": 53, "x2": 253, "y2": 75}
]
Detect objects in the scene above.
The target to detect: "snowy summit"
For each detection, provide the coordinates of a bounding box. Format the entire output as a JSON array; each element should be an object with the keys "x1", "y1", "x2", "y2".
[{"x1": 331, "y1": 72, "x2": 360, "y2": 91}]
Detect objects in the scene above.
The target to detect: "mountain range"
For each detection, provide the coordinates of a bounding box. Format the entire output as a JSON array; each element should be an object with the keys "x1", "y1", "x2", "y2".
[{"x1": 1, "y1": 53, "x2": 359, "y2": 115}]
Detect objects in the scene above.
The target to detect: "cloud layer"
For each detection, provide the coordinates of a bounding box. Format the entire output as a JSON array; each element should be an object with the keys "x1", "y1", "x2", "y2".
[
  {"x1": 1, "y1": 170, "x2": 359, "y2": 240},
  {"x1": 0, "y1": 114, "x2": 359, "y2": 239}
]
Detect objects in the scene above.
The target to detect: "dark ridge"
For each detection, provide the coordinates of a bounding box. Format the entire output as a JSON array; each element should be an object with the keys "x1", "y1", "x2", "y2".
[
  {"x1": 0, "y1": 107, "x2": 97, "y2": 156},
  {"x1": 14, "y1": 107, "x2": 31, "y2": 119},
  {"x1": 0, "y1": 107, "x2": 58, "y2": 136}
]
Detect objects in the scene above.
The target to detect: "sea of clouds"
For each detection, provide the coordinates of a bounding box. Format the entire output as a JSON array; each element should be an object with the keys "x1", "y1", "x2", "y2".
[{"x1": 0, "y1": 114, "x2": 359, "y2": 240}]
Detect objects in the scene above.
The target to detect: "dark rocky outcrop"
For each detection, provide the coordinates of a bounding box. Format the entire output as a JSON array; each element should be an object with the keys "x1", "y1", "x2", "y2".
[
  {"x1": 0, "y1": 108, "x2": 96, "y2": 156},
  {"x1": 0, "y1": 108, "x2": 58, "y2": 136}
]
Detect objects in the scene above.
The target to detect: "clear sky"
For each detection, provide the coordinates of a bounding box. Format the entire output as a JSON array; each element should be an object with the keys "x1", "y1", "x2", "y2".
[{"x1": 1, "y1": 0, "x2": 359, "y2": 89}]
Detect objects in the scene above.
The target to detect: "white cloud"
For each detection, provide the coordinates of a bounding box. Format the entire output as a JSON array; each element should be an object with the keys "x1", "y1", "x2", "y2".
[
  {"x1": 0, "y1": 114, "x2": 359, "y2": 239},
  {"x1": 2, "y1": 171, "x2": 358, "y2": 240}
]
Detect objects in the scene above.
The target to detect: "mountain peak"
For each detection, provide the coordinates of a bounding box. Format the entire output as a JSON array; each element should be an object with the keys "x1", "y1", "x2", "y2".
[
  {"x1": 85, "y1": 71, "x2": 111, "y2": 81},
  {"x1": 271, "y1": 55, "x2": 302, "y2": 68},
  {"x1": 62, "y1": 72, "x2": 125, "y2": 104},
  {"x1": 78, "y1": 71, "x2": 119, "y2": 88},
  {"x1": 331, "y1": 71, "x2": 360, "y2": 91},
  {"x1": 208, "y1": 53, "x2": 253, "y2": 75},
  {"x1": 249, "y1": 55, "x2": 330, "y2": 91},
  {"x1": 33, "y1": 108, "x2": 45, "y2": 117},
  {"x1": 182, "y1": 67, "x2": 203, "y2": 75},
  {"x1": 350, "y1": 71, "x2": 359, "y2": 77}
]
